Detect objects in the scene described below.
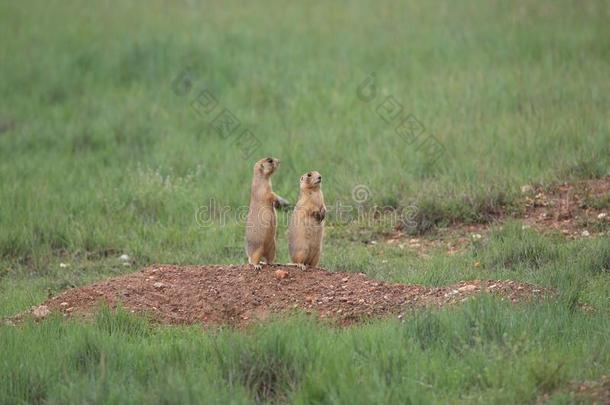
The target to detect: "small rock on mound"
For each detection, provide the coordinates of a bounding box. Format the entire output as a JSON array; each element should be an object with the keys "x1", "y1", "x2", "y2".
[{"x1": 30, "y1": 265, "x2": 547, "y2": 327}]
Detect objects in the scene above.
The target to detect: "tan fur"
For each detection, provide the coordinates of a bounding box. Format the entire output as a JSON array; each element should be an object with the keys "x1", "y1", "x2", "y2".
[
  {"x1": 288, "y1": 171, "x2": 326, "y2": 268},
  {"x1": 245, "y1": 157, "x2": 283, "y2": 270}
]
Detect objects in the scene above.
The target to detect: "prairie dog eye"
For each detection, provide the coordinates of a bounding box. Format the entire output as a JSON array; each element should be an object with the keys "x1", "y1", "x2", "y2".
[
  {"x1": 307, "y1": 173, "x2": 312, "y2": 177},
  {"x1": 266, "y1": 158, "x2": 273, "y2": 163}
]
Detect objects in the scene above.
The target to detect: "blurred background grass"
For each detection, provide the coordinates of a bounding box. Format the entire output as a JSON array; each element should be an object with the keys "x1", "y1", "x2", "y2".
[
  {"x1": 0, "y1": 1, "x2": 609, "y2": 403},
  {"x1": 1, "y1": 0, "x2": 609, "y2": 264}
]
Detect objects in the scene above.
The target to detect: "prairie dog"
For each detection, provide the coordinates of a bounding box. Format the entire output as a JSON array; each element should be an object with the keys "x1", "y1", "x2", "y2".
[
  {"x1": 288, "y1": 171, "x2": 326, "y2": 269},
  {"x1": 245, "y1": 157, "x2": 287, "y2": 270}
]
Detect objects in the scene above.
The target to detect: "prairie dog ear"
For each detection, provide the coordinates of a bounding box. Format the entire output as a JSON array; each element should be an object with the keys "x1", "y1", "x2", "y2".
[{"x1": 300, "y1": 175, "x2": 304, "y2": 181}]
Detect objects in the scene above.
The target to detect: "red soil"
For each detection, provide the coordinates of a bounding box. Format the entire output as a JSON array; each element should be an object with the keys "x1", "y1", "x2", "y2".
[{"x1": 24, "y1": 264, "x2": 548, "y2": 327}]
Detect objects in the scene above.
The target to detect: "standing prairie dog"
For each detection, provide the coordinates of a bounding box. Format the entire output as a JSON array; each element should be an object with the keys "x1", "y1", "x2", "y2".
[
  {"x1": 245, "y1": 157, "x2": 288, "y2": 270},
  {"x1": 288, "y1": 171, "x2": 326, "y2": 269}
]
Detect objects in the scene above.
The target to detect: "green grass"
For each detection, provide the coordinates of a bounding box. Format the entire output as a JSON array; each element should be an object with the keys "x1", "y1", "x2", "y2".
[
  {"x1": 1, "y1": 298, "x2": 608, "y2": 404},
  {"x1": 1, "y1": 0, "x2": 609, "y2": 403}
]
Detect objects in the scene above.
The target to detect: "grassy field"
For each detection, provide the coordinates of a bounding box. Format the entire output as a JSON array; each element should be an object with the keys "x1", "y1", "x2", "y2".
[{"x1": 1, "y1": 0, "x2": 609, "y2": 403}]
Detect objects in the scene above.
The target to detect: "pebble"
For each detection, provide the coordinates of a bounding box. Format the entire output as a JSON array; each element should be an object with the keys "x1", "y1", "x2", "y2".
[
  {"x1": 598, "y1": 212, "x2": 607, "y2": 219},
  {"x1": 458, "y1": 285, "x2": 477, "y2": 292},
  {"x1": 32, "y1": 305, "x2": 50, "y2": 318},
  {"x1": 119, "y1": 254, "x2": 130, "y2": 262},
  {"x1": 153, "y1": 282, "x2": 165, "y2": 289},
  {"x1": 582, "y1": 230, "x2": 590, "y2": 237},
  {"x1": 521, "y1": 185, "x2": 534, "y2": 194},
  {"x1": 274, "y1": 270, "x2": 289, "y2": 280}
]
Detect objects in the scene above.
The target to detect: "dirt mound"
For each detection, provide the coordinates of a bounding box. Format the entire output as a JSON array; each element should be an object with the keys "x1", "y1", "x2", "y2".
[
  {"x1": 539, "y1": 375, "x2": 610, "y2": 404},
  {"x1": 388, "y1": 176, "x2": 610, "y2": 256},
  {"x1": 23, "y1": 265, "x2": 547, "y2": 327},
  {"x1": 522, "y1": 176, "x2": 609, "y2": 237}
]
